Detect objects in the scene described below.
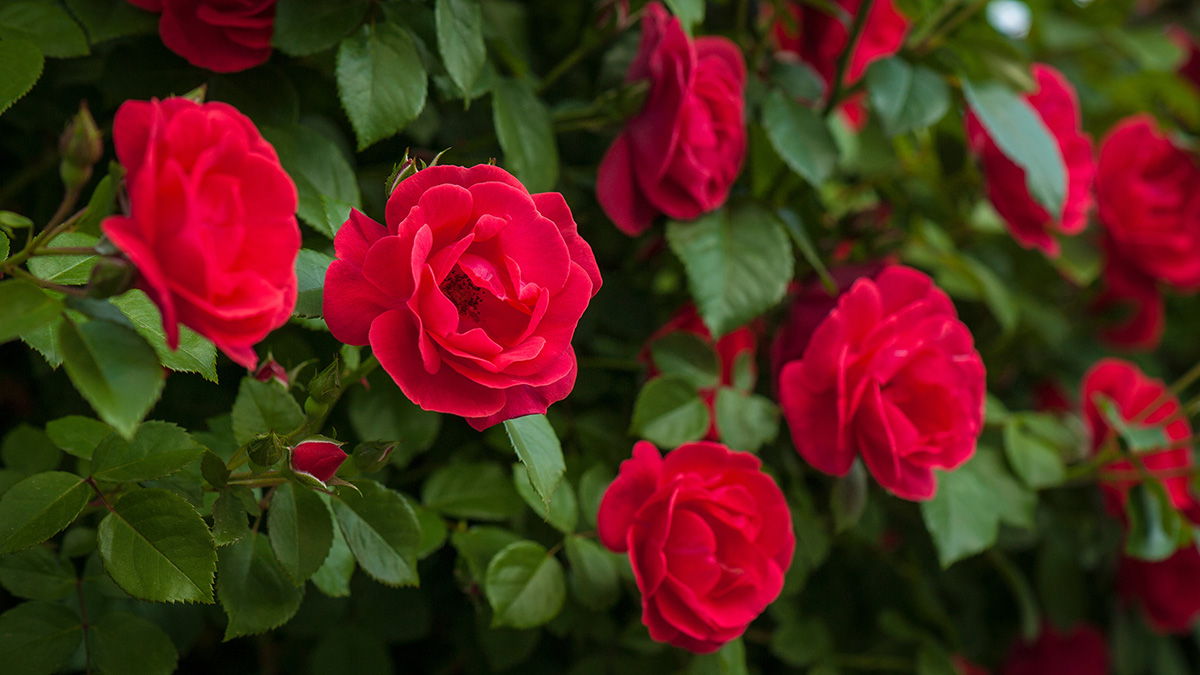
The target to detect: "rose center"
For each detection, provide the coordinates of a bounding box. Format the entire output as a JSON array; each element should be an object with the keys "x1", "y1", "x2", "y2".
[{"x1": 439, "y1": 268, "x2": 484, "y2": 321}]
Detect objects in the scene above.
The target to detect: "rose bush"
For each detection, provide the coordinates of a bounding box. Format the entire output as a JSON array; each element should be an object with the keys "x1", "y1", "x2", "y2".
[
  {"x1": 323, "y1": 164, "x2": 601, "y2": 429},
  {"x1": 597, "y1": 441, "x2": 794, "y2": 653},
  {"x1": 777, "y1": 266, "x2": 985, "y2": 500},
  {"x1": 101, "y1": 97, "x2": 299, "y2": 369}
]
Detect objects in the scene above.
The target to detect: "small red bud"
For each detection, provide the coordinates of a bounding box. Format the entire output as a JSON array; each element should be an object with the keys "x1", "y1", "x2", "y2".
[
  {"x1": 254, "y1": 357, "x2": 289, "y2": 387},
  {"x1": 290, "y1": 439, "x2": 347, "y2": 484}
]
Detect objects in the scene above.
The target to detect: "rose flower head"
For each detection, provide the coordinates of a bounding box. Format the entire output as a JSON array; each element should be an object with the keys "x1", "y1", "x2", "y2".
[
  {"x1": 323, "y1": 164, "x2": 602, "y2": 430},
  {"x1": 127, "y1": 0, "x2": 276, "y2": 73},
  {"x1": 102, "y1": 97, "x2": 299, "y2": 369},
  {"x1": 778, "y1": 266, "x2": 985, "y2": 500},
  {"x1": 596, "y1": 2, "x2": 747, "y2": 235},
  {"x1": 1119, "y1": 543, "x2": 1200, "y2": 634},
  {"x1": 1000, "y1": 624, "x2": 1108, "y2": 675},
  {"x1": 598, "y1": 441, "x2": 794, "y2": 653}
]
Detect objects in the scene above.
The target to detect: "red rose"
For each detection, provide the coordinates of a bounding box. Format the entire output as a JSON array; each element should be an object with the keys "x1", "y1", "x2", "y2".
[
  {"x1": 769, "y1": 0, "x2": 909, "y2": 126},
  {"x1": 1095, "y1": 240, "x2": 1166, "y2": 350},
  {"x1": 768, "y1": 262, "x2": 887, "y2": 392},
  {"x1": 1120, "y1": 544, "x2": 1200, "y2": 633},
  {"x1": 643, "y1": 305, "x2": 757, "y2": 440},
  {"x1": 965, "y1": 65, "x2": 1095, "y2": 257},
  {"x1": 1097, "y1": 115, "x2": 1200, "y2": 290},
  {"x1": 597, "y1": 441, "x2": 794, "y2": 653},
  {"x1": 953, "y1": 656, "x2": 991, "y2": 675},
  {"x1": 778, "y1": 266, "x2": 985, "y2": 501},
  {"x1": 1000, "y1": 625, "x2": 1108, "y2": 675},
  {"x1": 102, "y1": 97, "x2": 299, "y2": 369},
  {"x1": 323, "y1": 164, "x2": 602, "y2": 430},
  {"x1": 127, "y1": 0, "x2": 275, "y2": 73},
  {"x1": 595, "y1": 2, "x2": 747, "y2": 235},
  {"x1": 1170, "y1": 27, "x2": 1200, "y2": 91},
  {"x1": 1080, "y1": 358, "x2": 1200, "y2": 520},
  {"x1": 290, "y1": 439, "x2": 347, "y2": 484}
]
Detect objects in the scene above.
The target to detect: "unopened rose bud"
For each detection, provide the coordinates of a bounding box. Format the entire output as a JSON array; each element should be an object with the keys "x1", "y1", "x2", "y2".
[
  {"x1": 290, "y1": 438, "x2": 347, "y2": 484},
  {"x1": 351, "y1": 441, "x2": 394, "y2": 475},
  {"x1": 254, "y1": 357, "x2": 288, "y2": 388},
  {"x1": 385, "y1": 151, "x2": 417, "y2": 196},
  {"x1": 86, "y1": 255, "x2": 137, "y2": 299},
  {"x1": 308, "y1": 359, "x2": 340, "y2": 404},
  {"x1": 246, "y1": 431, "x2": 286, "y2": 468},
  {"x1": 59, "y1": 102, "x2": 103, "y2": 191}
]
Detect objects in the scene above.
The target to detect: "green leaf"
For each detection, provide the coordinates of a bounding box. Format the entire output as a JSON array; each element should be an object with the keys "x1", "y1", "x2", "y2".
[
  {"x1": 649, "y1": 332, "x2": 720, "y2": 389},
  {"x1": 769, "y1": 617, "x2": 832, "y2": 667},
  {"x1": 261, "y1": 124, "x2": 362, "y2": 236},
  {"x1": 0, "y1": 38, "x2": 42, "y2": 116},
  {"x1": 57, "y1": 319, "x2": 164, "y2": 439},
  {"x1": 1, "y1": 425, "x2": 60, "y2": 474},
  {"x1": 630, "y1": 376, "x2": 710, "y2": 449},
  {"x1": 272, "y1": 0, "x2": 370, "y2": 56},
  {"x1": 0, "y1": 2, "x2": 88, "y2": 58},
  {"x1": 866, "y1": 58, "x2": 951, "y2": 136},
  {"x1": 231, "y1": 378, "x2": 304, "y2": 445},
  {"x1": 348, "y1": 370, "x2": 442, "y2": 464},
  {"x1": 921, "y1": 448, "x2": 1035, "y2": 567},
  {"x1": 0, "y1": 232, "x2": 8, "y2": 261},
  {"x1": 74, "y1": 169, "x2": 118, "y2": 237},
  {"x1": 485, "y1": 540, "x2": 565, "y2": 629},
  {"x1": 63, "y1": 0, "x2": 158, "y2": 44},
  {"x1": 294, "y1": 248, "x2": 334, "y2": 318},
  {"x1": 216, "y1": 532, "x2": 305, "y2": 639},
  {"x1": 1003, "y1": 414, "x2": 1068, "y2": 489},
  {"x1": 0, "y1": 546, "x2": 75, "y2": 601},
  {"x1": 663, "y1": 0, "x2": 705, "y2": 34},
  {"x1": 503, "y1": 414, "x2": 565, "y2": 510},
  {"x1": 414, "y1": 503, "x2": 448, "y2": 559},
  {"x1": 45, "y1": 415, "x2": 112, "y2": 460},
  {"x1": 311, "y1": 501, "x2": 355, "y2": 597},
  {"x1": 0, "y1": 280, "x2": 62, "y2": 345},
  {"x1": 309, "y1": 627, "x2": 394, "y2": 675},
  {"x1": 492, "y1": 77, "x2": 558, "y2": 192},
  {"x1": 1125, "y1": 482, "x2": 1188, "y2": 562},
  {"x1": 713, "y1": 388, "x2": 779, "y2": 453},
  {"x1": 1091, "y1": 393, "x2": 1172, "y2": 455},
  {"x1": 577, "y1": 464, "x2": 612, "y2": 529},
  {"x1": 332, "y1": 480, "x2": 421, "y2": 586},
  {"x1": 422, "y1": 462, "x2": 523, "y2": 521},
  {"x1": 666, "y1": 205, "x2": 793, "y2": 338},
  {"x1": 90, "y1": 612, "x2": 178, "y2": 675},
  {"x1": 0, "y1": 601, "x2": 82, "y2": 675},
  {"x1": 268, "y1": 482, "x2": 334, "y2": 584},
  {"x1": 830, "y1": 460, "x2": 868, "y2": 534},
  {"x1": 27, "y1": 232, "x2": 97, "y2": 285},
  {"x1": 210, "y1": 489, "x2": 249, "y2": 547},
  {"x1": 916, "y1": 644, "x2": 960, "y2": 675},
  {"x1": 436, "y1": 0, "x2": 486, "y2": 99},
  {"x1": 689, "y1": 637, "x2": 748, "y2": 675},
  {"x1": 0, "y1": 471, "x2": 90, "y2": 556},
  {"x1": 90, "y1": 421, "x2": 202, "y2": 484},
  {"x1": 564, "y1": 535, "x2": 618, "y2": 610},
  {"x1": 450, "y1": 526, "x2": 521, "y2": 584},
  {"x1": 110, "y1": 290, "x2": 218, "y2": 382},
  {"x1": 762, "y1": 89, "x2": 838, "y2": 186},
  {"x1": 962, "y1": 79, "x2": 1066, "y2": 216},
  {"x1": 97, "y1": 488, "x2": 216, "y2": 603},
  {"x1": 337, "y1": 22, "x2": 428, "y2": 150},
  {"x1": 513, "y1": 464, "x2": 577, "y2": 534}
]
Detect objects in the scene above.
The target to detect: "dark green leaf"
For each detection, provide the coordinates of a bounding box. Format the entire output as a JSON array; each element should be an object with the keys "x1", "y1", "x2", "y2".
[
  {"x1": 866, "y1": 58, "x2": 951, "y2": 136},
  {"x1": 1003, "y1": 414, "x2": 1067, "y2": 489},
  {"x1": 436, "y1": 0, "x2": 486, "y2": 99},
  {"x1": 309, "y1": 627, "x2": 394, "y2": 675},
  {"x1": 201, "y1": 451, "x2": 230, "y2": 488},
  {"x1": 45, "y1": 416, "x2": 112, "y2": 460},
  {"x1": 268, "y1": 482, "x2": 334, "y2": 584},
  {"x1": 963, "y1": 79, "x2": 1066, "y2": 215},
  {"x1": 0, "y1": 38, "x2": 42, "y2": 116},
  {"x1": 769, "y1": 617, "x2": 832, "y2": 667},
  {"x1": 337, "y1": 22, "x2": 428, "y2": 150},
  {"x1": 713, "y1": 388, "x2": 780, "y2": 453},
  {"x1": 630, "y1": 376, "x2": 709, "y2": 449},
  {"x1": 503, "y1": 414, "x2": 565, "y2": 510},
  {"x1": 262, "y1": 124, "x2": 361, "y2": 236},
  {"x1": 57, "y1": 319, "x2": 164, "y2": 439},
  {"x1": 689, "y1": 638, "x2": 748, "y2": 675},
  {"x1": 294, "y1": 248, "x2": 334, "y2": 318},
  {"x1": 0, "y1": 471, "x2": 90, "y2": 556},
  {"x1": 90, "y1": 421, "x2": 202, "y2": 484},
  {"x1": 666, "y1": 206, "x2": 793, "y2": 338},
  {"x1": 0, "y1": 546, "x2": 75, "y2": 601},
  {"x1": 272, "y1": 0, "x2": 371, "y2": 56},
  {"x1": 649, "y1": 332, "x2": 720, "y2": 389},
  {"x1": 1091, "y1": 393, "x2": 1172, "y2": 455},
  {"x1": 97, "y1": 488, "x2": 216, "y2": 603},
  {"x1": 211, "y1": 489, "x2": 249, "y2": 547},
  {"x1": 332, "y1": 480, "x2": 421, "y2": 586},
  {"x1": 110, "y1": 290, "x2": 218, "y2": 382},
  {"x1": 492, "y1": 77, "x2": 558, "y2": 192},
  {"x1": 63, "y1": 0, "x2": 158, "y2": 44},
  {"x1": 422, "y1": 462, "x2": 523, "y2": 521},
  {"x1": 0, "y1": 280, "x2": 62, "y2": 345},
  {"x1": 450, "y1": 526, "x2": 521, "y2": 584},
  {"x1": 348, "y1": 372, "x2": 441, "y2": 460},
  {"x1": 577, "y1": 464, "x2": 612, "y2": 529},
  {"x1": 231, "y1": 378, "x2": 304, "y2": 445},
  {"x1": 414, "y1": 503, "x2": 447, "y2": 559},
  {"x1": 311, "y1": 499, "x2": 356, "y2": 597},
  {"x1": 0, "y1": 2, "x2": 88, "y2": 58},
  {"x1": 485, "y1": 540, "x2": 565, "y2": 629},
  {"x1": 1, "y1": 425, "x2": 60, "y2": 474},
  {"x1": 564, "y1": 535, "x2": 618, "y2": 610},
  {"x1": 90, "y1": 612, "x2": 178, "y2": 675},
  {"x1": 513, "y1": 464, "x2": 577, "y2": 534},
  {"x1": 762, "y1": 89, "x2": 838, "y2": 186},
  {"x1": 217, "y1": 532, "x2": 304, "y2": 639},
  {"x1": 0, "y1": 601, "x2": 81, "y2": 675}
]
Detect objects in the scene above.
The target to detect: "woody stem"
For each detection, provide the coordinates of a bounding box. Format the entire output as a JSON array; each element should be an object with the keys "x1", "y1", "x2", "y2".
[{"x1": 823, "y1": 0, "x2": 875, "y2": 116}]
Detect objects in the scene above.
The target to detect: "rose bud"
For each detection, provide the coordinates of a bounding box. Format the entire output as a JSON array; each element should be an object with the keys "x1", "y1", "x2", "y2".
[
  {"x1": 290, "y1": 438, "x2": 347, "y2": 484},
  {"x1": 253, "y1": 357, "x2": 289, "y2": 388},
  {"x1": 247, "y1": 431, "x2": 286, "y2": 468},
  {"x1": 59, "y1": 102, "x2": 103, "y2": 191}
]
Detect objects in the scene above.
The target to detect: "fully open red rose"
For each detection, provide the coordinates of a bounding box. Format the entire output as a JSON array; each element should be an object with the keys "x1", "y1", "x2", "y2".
[
  {"x1": 598, "y1": 441, "x2": 794, "y2": 653},
  {"x1": 596, "y1": 2, "x2": 746, "y2": 235},
  {"x1": 1000, "y1": 624, "x2": 1108, "y2": 675},
  {"x1": 1097, "y1": 115, "x2": 1200, "y2": 290},
  {"x1": 1081, "y1": 358, "x2": 1200, "y2": 521},
  {"x1": 323, "y1": 164, "x2": 601, "y2": 430},
  {"x1": 778, "y1": 266, "x2": 985, "y2": 501},
  {"x1": 643, "y1": 305, "x2": 757, "y2": 440},
  {"x1": 102, "y1": 97, "x2": 299, "y2": 369},
  {"x1": 127, "y1": 0, "x2": 275, "y2": 73},
  {"x1": 1120, "y1": 544, "x2": 1200, "y2": 634},
  {"x1": 965, "y1": 64, "x2": 1095, "y2": 256}
]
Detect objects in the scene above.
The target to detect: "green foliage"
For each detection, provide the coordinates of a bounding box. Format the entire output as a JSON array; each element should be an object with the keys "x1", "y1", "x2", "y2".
[
  {"x1": 762, "y1": 90, "x2": 838, "y2": 186},
  {"x1": 485, "y1": 540, "x2": 565, "y2": 629},
  {"x1": 422, "y1": 462, "x2": 523, "y2": 520},
  {"x1": 503, "y1": 413, "x2": 565, "y2": 510},
  {"x1": 0, "y1": 2, "x2": 88, "y2": 58},
  {"x1": 866, "y1": 58, "x2": 951, "y2": 137},
  {"x1": 0, "y1": 601, "x2": 82, "y2": 675},
  {"x1": 90, "y1": 421, "x2": 203, "y2": 484},
  {"x1": 337, "y1": 22, "x2": 428, "y2": 150},
  {"x1": 0, "y1": 472, "x2": 90, "y2": 556},
  {"x1": 649, "y1": 332, "x2": 720, "y2": 389},
  {"x1": 492, "y1": 77, "x2": 558, "y2": 193},
  {"x1": 272, "y1": 0, "x2": 371, "y2": 56},
  {"x1": 111, "y1": 290, "x2": 219, "y2": 382},
  {"x1": 435, "y1": 0, "x2": 486, "y2": 99},
  {"x1": 231, "y1": 378, "x2": 304, "y2": 445},
  {"x1": 57, "y1": 319, "x2": 164, "y2": 440},
  {"x1": 216, "y1": 533, "x2": 305, "y2": 639},
  {"x1": 267, "y1": 482, "x2": 334, "y2": 584},
  {"x1": 90, "y1": 612, "x2": 179, "y2": 675},
  {"x1": 630, "y1": 376, "x2": 709, "y2": 448},
  {"x1": 0, "y1": 280, "x2": 62, "y2": 345},
  {"x1": 0, "y1": 38, "x2": 42, "y2": 117},
  {"x1": 45, "y1": 415, "x2": 112, "y2": 460},
  {"x1": 0, "y1": 546, "x2": 76, "y2": 601},
  {"x1": 513, "y1": 463, "x2": 577, "y2": 534},
  {"x1": 332, "y1": 480, "x2": 421, "y2": 586},
  {"x1": 262, "y1": 124, "x2": 362, "y2": 238}
]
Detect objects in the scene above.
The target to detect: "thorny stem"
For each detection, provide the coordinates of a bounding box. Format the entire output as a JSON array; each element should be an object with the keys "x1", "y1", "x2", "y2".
[{"x1": 822, "y1": 0, "x2": 875, "y2": 116}]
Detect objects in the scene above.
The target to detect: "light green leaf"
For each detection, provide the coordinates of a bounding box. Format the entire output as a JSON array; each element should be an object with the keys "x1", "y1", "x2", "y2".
[
  {"x1": 0, "y1": 601, "x2": 82, "y2": 675},
  {"x1": 0, "y1": 546, "x2": 75, "y2": 601},
  {"x1": 27, "y1": 232, "x2": 97, "y2": 285},
  {"x1": 90, "y1": 612, "x2": 178, "y2": 675},
  {"x1": 0, "y1": 38, "x2": 42, "y2": 116},
  {"x1": 217, "y1": 532, "x2": 305, "y2": 639},
  {"x1": 0, "y1": 2, "x2": 88, "y2": 58},
  {"x1": 866, "y1": 58, "x2": 951, "y2": 136},
  {"x1": 513, "y1": 464, "x2": 576, "y2": 534},
  {"x1": 268, "y1": 482, "x2": 334, "y2": 585},
  {"x1": 45, "y1": 415, "x2": 112, "y2": 460},
  {"x1": 650, "y1": 332, "x2": 720, "y2": 389},
  {"x1": 762, "y1": 89, "x2": 838, "y2": 186},
  {"x1": 97, "y1": 488, "x2": 216, "y2": 603},
  {"x1": 332, "y1": 480, "x2": 421, "y2": 586},
  {"x1": 110, "y1": 290, "x2": 218, "y2": 382},
  {"x1": 337, "y1": 22, "x2": 428, "y2": 150},
  {"x1": 0, "y1": 280, "x2": 62, "y2": 345},
  {"x1": 436, "y1": 0, "x2": 486, "y2": 99},
  {"x1": 90, "y1": 421, "x2": 203, "y2": 484},
  {"x1": 0, "y1": 471, "x2": 90, "y2": 556},
  {"x1": 262, "y1": 124, "x2": 361, "y2": 236},
  {"x1": 311, "y1": 499, "x2": 356, "y2": 597},
  {"x1": 714, "y1": 388, "x2": 779, "y2": 453},
  {"x1": 564, "y1": 535, "x2": 618, "y2": 610},
  {"x1": 294, "y1": 248, "x2": 334, "y2": 318},
  {"x1": 1003, "y1": 414, "x2": 1068, "y2": 489},
  {"x1": 485, "y1": 540, "x2": 565, "y2": 629},
  {"x1": 422, "y1": 462, "x2": 523, "y2": 521},
  {"x1": 1125, "y1": 482, "x2": 1189, "y2": 562},
  {"x1": 664, "y1": 0, "x2": 705, "y2": 34},
  {"x1": 630, "y1": 376, "x2": 709, "y2": 449},
  {"x1": 492, "y1": 77, "x2": 558, "y2": 192},
  {"x1": 272, "y1": 0, "x2": 371, "y2": 56},
  {"x1": 57, "y1": 319, "x2": 164, "y2": 439},
  {"x1": 231, "y1": 378, "x2": 304, "y2": 445},
  {"x1": 689, "y1": 637, "x2": 748, "y2": 675},
  {"x1": 503, "y1": 414, "x2": 565, "y2": 510},
  {"x1": 450, "y1": 526, "x2": 521, "y2": 585}
]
